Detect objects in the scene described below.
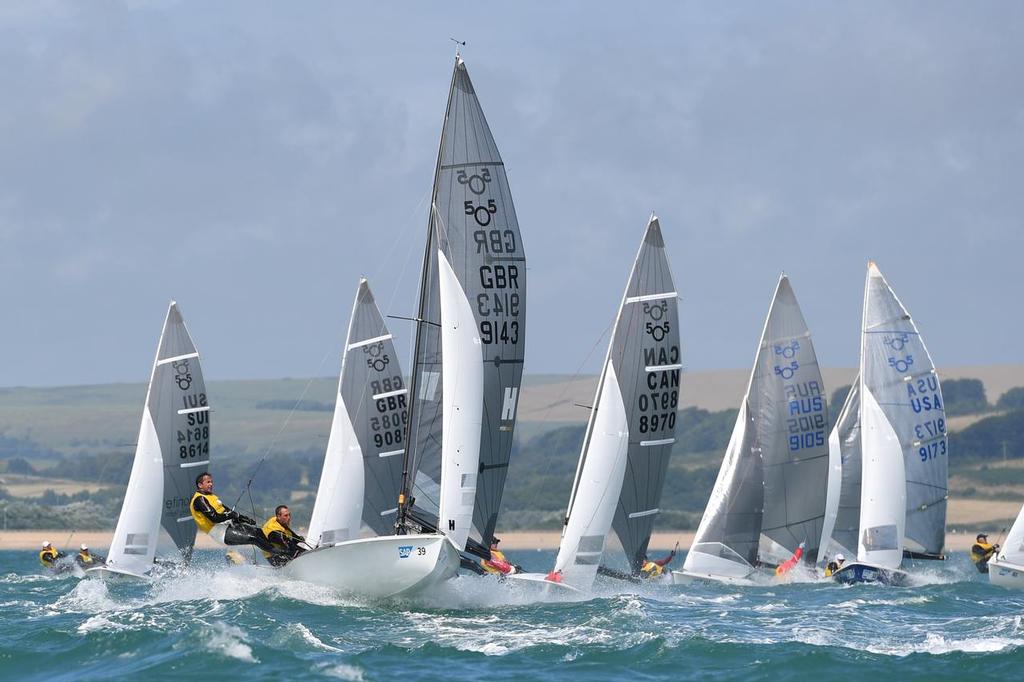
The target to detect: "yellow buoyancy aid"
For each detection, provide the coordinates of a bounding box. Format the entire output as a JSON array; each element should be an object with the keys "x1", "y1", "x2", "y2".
[
  {"x1": 641, "y1": 561, "x2": 664, "y2": 578},
  {"x1": 190, "y1": 491, "x2": 227, "y2": 534},
  {"x1": 261, "y1": 517, "x2": 296, "y2": 559},
  {"x1": 78, "y1": 551, "x2": 95, "y2": 566},
  {"x1": 481, "y1": 548, "x2": 511, "y2": 574},
  {"x1": 39, "y1": 547, "x2": 58, "y2": 567}
]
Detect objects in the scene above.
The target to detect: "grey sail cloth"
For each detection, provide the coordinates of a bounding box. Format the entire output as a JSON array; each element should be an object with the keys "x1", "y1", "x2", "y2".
[
  {"x1": 863, "y1": 268, "x2": 947, "y2": 556},
  {"x1": 830, "y1": 380, "x2": 863, "y2": 556},
  {"x1": 690, "y1": 276, "x2": 828, "y2": 569},
  {"x1": 403, "y1": 56, "x2": 527, "y2": 545},
  {"x1": 608, "y1": 217, "x2": 680, "y2": 574},
  {"x1": 755, "y1": 277, "x2": 829, "y2": 559},
  {"x1": 343, "y1": 281, "x2": 408, "y2": 536},
  {"x1": 151, "y1": 303, "x2": 207, "y2": 555}
]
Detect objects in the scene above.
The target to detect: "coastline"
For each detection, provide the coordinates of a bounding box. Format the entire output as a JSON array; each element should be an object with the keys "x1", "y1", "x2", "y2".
[{"x1": 0, "y1": 529, "x2": 983, "y2": 552}]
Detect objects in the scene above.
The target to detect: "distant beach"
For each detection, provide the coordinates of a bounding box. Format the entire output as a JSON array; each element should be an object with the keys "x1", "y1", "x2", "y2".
[{"x1": 0, "y1": 529, "x2": 984, "y2": 552}]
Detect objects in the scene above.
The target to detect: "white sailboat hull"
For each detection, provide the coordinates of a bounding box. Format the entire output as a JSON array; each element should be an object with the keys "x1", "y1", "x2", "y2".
[
  {"x1": 988, "y1": 558, "x2": 1024, "y2": 589},
  {"x1": 670, "y1": 568, "x2": 758, "y2": 586},
  {"x1": 283, "y1": 534, "x2": 459, "y2": 598},
  {"x1": 502, "y1": 571, "x2": 583, "y2": 595},
  {"x1": 84, "y1": 565, "x2": 150, "y2": 581},
  {"x1": 830, "y1": 560, "x2": 908, "y2": 586}
]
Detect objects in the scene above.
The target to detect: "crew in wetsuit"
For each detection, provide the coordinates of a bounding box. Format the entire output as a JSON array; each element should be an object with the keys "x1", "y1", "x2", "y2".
[
  {"x1": 480, "y1": 537, "x2": 518, "y2": 575},
  {"x1": 75, "y1": 544, "x2": 105, "y2": 569},
  {"x1": 971, "y1": 533, "x2": 1000, "y2": 574},
  {"x1": 189, "y1": 472, "x2": 284, "y2": 558},
  {"x1": 640, "y1": 548, "x2": 678, "y2": 579},
  {"x1": 824, "y1": 553, "x2": 845, "y2": 577},
  {"x1": 39, "y1": 541, "x2": 67, "y2": 570},
  {"x1": 775, "y1": 541, "x2": 806, "y2": 577},
  {"x1": 261, "y1": 505, "x2": 307, "y2": 567}
]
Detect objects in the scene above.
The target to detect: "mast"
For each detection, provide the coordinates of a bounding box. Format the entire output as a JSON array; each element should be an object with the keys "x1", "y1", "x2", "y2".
[{"x1": 397, "y1": 55, "x2": 461, "y2": 531}]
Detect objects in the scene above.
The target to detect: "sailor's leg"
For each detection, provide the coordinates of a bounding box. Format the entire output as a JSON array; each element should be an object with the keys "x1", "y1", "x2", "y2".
[{"x1": 223, "y1": 522, "x2": 282, "y2": 555}]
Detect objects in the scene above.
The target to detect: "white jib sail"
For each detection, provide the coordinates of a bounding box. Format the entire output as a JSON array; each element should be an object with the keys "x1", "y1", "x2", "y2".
[
  {"x1": 857, "y1": 385, "x2": 906, "y2": 569},
  {"x1": 436, "y1": 249, "x2": 483, "y2": 550},
  {"x1": 307, "y1": 393, "x2": 365, "y2": 546},
  {"x1": 306, "y1": 285, "x2": 369, "y2": 547},
  {"x1": 553, "y1": 362, "x2": 630, "y2": 589},
  {"x1": 105, "y1": 306, "x2": 175, "y2": 575},
  {"x1": 818, "y1": 423, "x2": 845, "y2": 564},
  {"x1": 997, "y1": 504, "x2": 1024, "y2": 567}
]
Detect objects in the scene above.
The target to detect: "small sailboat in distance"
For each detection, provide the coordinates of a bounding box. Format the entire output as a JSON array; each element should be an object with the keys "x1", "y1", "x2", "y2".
[
  {"x1": 508, "y1": 214, "x2": 678, "y2": 593},
  {"x1": 829, "y1": 262, "x2": 946, "y2": 585},
  {"x1": 282, "y1": 279, "x2": 458, "y2": 598},
  {"x1": 676, "y1": 274, "x2": 829, "y2": 584},
  {"x1": 87, "y1": 301, "x2": 210, "y2": 580}
]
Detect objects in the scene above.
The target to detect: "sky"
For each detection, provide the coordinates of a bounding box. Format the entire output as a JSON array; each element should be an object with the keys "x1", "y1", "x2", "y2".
[{"x1": 1, "y1": 1, "x2": 1022, "y2": 387}]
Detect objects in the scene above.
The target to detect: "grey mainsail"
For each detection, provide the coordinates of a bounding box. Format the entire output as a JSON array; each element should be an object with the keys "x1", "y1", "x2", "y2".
[
  {"x1": 152, "y1": 302, "x2": 208, "y2": 556},
  {"x1": 683, "y1": 275, "x2": 828, "y2": 577},
  {"x1": 863, "y1": 265, "x2": 947, "y2": 558},
  {"x1": 609, "y1": 216, "x2": 681, "y2": 574},
  {"x1": 307, "y1": 279, "x2": 408, "y2": 544},
  {"x1": 401, "y1": 55, "x2": 527, "y2": 552},
  {"x1": 347, "y1": 281, "x2": 408, "y2": 535}
]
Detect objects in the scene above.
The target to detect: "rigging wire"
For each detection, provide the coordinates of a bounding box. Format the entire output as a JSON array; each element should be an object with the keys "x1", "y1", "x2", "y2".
[{"x1": 516, "y1": 315, "x2": 616, "y2": 516}]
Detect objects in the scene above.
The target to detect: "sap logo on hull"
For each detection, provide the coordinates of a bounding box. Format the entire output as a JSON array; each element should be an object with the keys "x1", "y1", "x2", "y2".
[{"x1": 398, "y1": 545, "x2": 413, "y2": 559}]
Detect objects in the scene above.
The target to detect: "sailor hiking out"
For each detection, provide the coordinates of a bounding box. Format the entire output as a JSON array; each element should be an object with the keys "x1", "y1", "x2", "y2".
[
  {"x1": 261, "y1": 505, "x2": 308, "y2": 567},
  {"x1": 75, "y1": 544, "x2": 104, "y2": 569},
  {"x1": 971, "y1": 533, "x2": 999, "y2": 574},
  {"x1": 480, "y1": 537, "x2": 520, "y2": 575},
  {"x1": 824, "y1": 553, "x2": 846, "y2": 578},
  {"x1": 38, "y1": 541, "x2": 67, "y2": 570},
  {"x1": 640, "y1": 548, "x2": 677, "y2": 579},
  {"x1": 189, "y1": 472, "x2": 288, "y2": 559}
]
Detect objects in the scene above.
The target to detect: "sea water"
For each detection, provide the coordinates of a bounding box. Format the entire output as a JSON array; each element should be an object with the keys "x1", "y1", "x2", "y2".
[{"x1": 1, "y1": 549, "x2": 1021, "y2": 680}]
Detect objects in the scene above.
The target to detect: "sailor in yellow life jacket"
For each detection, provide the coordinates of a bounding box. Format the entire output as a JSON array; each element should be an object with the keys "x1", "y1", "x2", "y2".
[
  {"x1": 189, "y1": 471, "x2": 283, "y2": 557},
  {"x1": 824, "y1": 553, "x2": 846, "y2": 577},
  {"x1": 75, "y1": 543, "x2": 105, "y2": 569},
  {"x1": 261, "y1": 505, "x2": 307, "y2": 567},
  {"x1": 480, "y1": 537, "x2": 518, "y2": 575},
  {"x1": 640, "y1": 548, "x2": 677, "y2": 579},
  {"x1": 971, "y1": 533, "x2": 1000, "y2": 574},
  {"x1": 39, "y1": 541, "x2": 66, "y2": 570}
]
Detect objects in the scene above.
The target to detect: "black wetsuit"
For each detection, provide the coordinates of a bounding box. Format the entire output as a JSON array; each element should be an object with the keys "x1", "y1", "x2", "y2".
[{"x1": 190, "y1": 495, "x2": 281, "y2": 556}]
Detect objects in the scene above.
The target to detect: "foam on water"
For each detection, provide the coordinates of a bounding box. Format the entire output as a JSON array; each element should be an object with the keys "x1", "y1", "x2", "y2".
[{"x1": 5, "y1": 550, "x2": 1024, "y2": 679}]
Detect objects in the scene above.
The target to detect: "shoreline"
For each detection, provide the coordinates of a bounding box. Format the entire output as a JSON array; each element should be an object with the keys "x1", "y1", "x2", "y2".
[{"x1": 0, "y1": 529, "x2": 984, "y2": 552}]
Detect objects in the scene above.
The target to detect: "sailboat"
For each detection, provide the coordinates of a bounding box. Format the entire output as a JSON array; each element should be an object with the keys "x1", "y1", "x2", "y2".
[
  {"x1": 989, "y1": 505, "x2": 1024, "y2": 588},
  {"x1": 508, "y1": 214, "x2": 678, "y2": 593},
  {"x1": 281, "y1": 279, "x2": 458, "y2": 598},
  {"x1": 395, "y1": 53, "x2": 527, "y2": 570},
  {"x1": 86, "y1": 302, "x2": 210, "y2": 580},
  {"x1": 828, "y1": 262, "x2": 947, "y2": 585},
  {"x1": 676, "y1": 275, "x2": 829, "y2": 584}
]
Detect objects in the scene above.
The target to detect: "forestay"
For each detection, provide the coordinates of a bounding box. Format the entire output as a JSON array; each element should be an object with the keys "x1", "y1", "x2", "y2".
[
  {"x1": 307, "y1": 280, "x2": 408, "y2": 546},
  {"x1": 860, "y1": 263, "x2": 946, "y2": 561},
  {"x1": 609, "y1": 218, "x2": 681, "y2": 574},
  {"x1": 106, "y1": 302, "x2": 207, "y2": 574},
  {"x1": 684, "y1": 276, "x2": 828, "y2": 578},
  {"x1": 401, "y1": 55, "x2": 526, "y2": 552},
  {"x1": 555, "y1": 216, "x2": 673, "y2": 589}
]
